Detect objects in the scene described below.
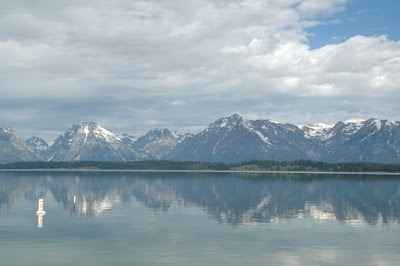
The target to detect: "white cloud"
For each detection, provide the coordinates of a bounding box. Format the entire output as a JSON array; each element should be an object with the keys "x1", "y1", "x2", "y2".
[
  {"x1": 298, "y1": 0, "x2": 347, "y2": 16},
  {"x1": 244, "y1": 34, "x2": 400, "y2": 97},
  {"x1": 0, "y1": 0, "x2": 399, "y2": 139}
]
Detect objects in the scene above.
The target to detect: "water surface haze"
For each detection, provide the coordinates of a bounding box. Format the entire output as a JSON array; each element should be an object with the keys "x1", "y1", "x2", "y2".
[{"x1": 1, "y1": 171, "x2": 399, "y2": 265}]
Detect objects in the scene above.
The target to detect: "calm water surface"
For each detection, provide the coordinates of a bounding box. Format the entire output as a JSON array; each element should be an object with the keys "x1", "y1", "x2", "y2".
[{"x1": 1, "y1": 171, "x2": 400, "y2": 265}]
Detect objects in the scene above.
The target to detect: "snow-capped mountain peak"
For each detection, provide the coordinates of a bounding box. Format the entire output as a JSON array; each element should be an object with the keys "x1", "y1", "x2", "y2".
[
  {"x1": 70, "y1": 122, "x2": 121, "y2": 143},
  {"x1": 340, "y1": 118, "x2": 368, "y2": 136},
  {"x1": 205, "y1": 114, "x2": 247, "y2": 134},
  {"x1": 25, "y1": 136, "x2": 49, "y2": 151},
  {"x1": 143, "y1": 128, "x2": 171, "y2": 141},
  {"x1": 47, "y1": 122, "x2": 147, "y2": 162},
  {"x1": 167, "y1": 114, "x2": 315, "y2": 163},
  {"x1": 132, "y1": 128, "x2": 192, "y2": 159},
  {"x1": 202, "y1": 114, "x2": 275, "y2": 146}
]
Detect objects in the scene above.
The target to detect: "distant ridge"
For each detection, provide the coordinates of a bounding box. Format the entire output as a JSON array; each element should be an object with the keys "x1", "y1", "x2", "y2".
[{"x1": 0, "y1": 128, "x2": 42, "y2": 163}]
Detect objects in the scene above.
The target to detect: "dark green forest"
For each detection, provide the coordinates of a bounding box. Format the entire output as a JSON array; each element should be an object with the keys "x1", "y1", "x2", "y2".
[{"x1": 1, "y1": 159, "x2": 400, "y2": 173}]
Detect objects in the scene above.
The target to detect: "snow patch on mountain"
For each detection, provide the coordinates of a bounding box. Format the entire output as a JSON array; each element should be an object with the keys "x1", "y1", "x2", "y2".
[
  {"x1": 341, "y1": 119, "x2": 367, "y2": 135},
  {"x1": 254, "y1": 130, "x2": 272, "y2": 146},
  {"x1": 83, "y1": 125, "x2": 90, "y2": 136},
  {"x1": 3, "y1": 127, "x2": 11, "y2": 133},
  {"x1": 374, "y1": 119, "x2": 382, "y2": 131},
  {"x1": 171, "y1": 131, "x2": 179, "y2": 139},
  {"x1": 241, "y1": 120, "x2": 273, "y2": 146},
  {"x1": 171, "y1": 131, "x2": 192, "y2": 143},
  {"x1": 360, "y1": 129, "x2": 378, "y2": 143},
  {"x1": 219, "y1": 120, "x2": 228, "y2": 128},
  {"x1": 298, "y1": 123, "x2": 334, "y2": 140},
  {"x1": 344, "y1": 118, "x2": 366, "y2": 124}
]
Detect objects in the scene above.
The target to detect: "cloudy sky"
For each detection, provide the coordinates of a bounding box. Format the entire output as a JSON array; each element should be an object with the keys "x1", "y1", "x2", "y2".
[{"x1": 1, "y1": 0, "x2": 399, "y2": 142}]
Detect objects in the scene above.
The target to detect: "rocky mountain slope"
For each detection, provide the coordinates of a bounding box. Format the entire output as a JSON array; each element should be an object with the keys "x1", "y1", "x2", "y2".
[
  {"x1": 132, "y1": 129, "x2": 193, "y2": 159},
  {"x1": 25, "y1": 136, "x2": 49, "y2": 157},
  {"x1": 46, "y1": 122, "x2": 148, "y2": 162},
  {"x1": 0, "y1": 128, "x2": 43, "y2": 163}
]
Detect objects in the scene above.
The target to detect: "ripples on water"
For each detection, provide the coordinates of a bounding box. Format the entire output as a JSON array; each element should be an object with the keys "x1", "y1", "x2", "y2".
[{"x1": 1, "y1": 171, "x2": 400, "y2": 265}]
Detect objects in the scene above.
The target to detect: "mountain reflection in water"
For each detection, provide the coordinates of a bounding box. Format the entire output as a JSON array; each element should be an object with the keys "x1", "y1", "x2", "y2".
[{"x1": 0, "y1": 171, "x2": 399, "y2": 226}]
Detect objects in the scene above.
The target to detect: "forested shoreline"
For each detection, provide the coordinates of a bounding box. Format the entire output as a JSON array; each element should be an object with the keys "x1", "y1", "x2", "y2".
[{"x1": 1, "y1": 159, "x2": 400, "y2": 173}]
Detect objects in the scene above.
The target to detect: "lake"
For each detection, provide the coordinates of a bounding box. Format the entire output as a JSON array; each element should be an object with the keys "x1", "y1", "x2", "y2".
[{"x1": 1, "y1": 171, "x2": 400, "y2": 265}]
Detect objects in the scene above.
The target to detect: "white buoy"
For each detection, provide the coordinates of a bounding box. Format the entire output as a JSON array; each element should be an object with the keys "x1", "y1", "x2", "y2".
[
  {"x1": 36, "y1": 199, "x2": 46, "y2": 215},
  {"x1": 36, "y1": 199, "x2": 46, "y2": 228}
]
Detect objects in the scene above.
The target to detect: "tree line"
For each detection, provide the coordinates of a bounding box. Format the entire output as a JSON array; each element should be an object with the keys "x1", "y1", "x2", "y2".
[{"x1": 1, "y1": 159, "x2": 400, "y2": 173}]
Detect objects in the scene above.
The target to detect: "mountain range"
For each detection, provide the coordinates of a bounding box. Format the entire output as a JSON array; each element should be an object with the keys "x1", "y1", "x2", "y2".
[{"x1": 1, "y1": 114, "x2": 400, "y2": 164}]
